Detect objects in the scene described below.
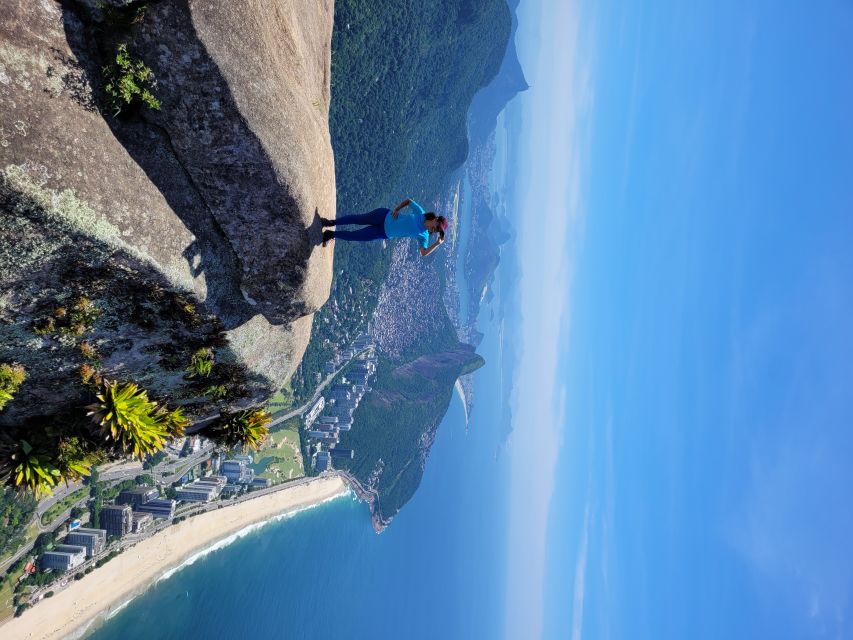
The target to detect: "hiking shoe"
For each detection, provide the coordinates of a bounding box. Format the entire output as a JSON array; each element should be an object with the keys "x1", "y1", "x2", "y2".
[
  {"x1": 320, "y1": 217, "x2": 333, "y2": 227},
  {"x1": 322, "y1": 230, "x2": 334, "y2": 247}
]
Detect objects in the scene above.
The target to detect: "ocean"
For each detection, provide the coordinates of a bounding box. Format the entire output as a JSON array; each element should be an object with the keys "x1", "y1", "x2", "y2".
[{"x1": 88, "y1": 299, "x2": 510, "y2": 640}]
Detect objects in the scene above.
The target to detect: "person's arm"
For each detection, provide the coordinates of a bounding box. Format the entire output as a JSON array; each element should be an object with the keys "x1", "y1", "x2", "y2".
[
  {"x1": 392, "y1": 198, "x2": 412, "y2": 219},
  {"x1": 419, "y1": 236, "x2": 444, "y2": 257}
]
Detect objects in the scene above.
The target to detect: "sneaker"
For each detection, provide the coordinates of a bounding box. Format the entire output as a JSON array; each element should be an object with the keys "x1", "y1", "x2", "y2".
[
  {"x1": 322, "y1": 230, "x2": 334, "y2": 247},
  {"x1": 320, "y1": 217, "x2": 333, "y2": 227}
]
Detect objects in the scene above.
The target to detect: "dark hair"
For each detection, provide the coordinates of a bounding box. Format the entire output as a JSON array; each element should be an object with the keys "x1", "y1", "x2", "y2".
[{"x1": 424, "y1": 212, "x2": 446, "y2": 239}]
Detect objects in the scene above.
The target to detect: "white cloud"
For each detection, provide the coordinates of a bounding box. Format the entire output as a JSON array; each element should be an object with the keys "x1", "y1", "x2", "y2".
[
  {"x1": 571, "y1": 504, "x2": 592, "y2": 640},
  {"x1": 504, "y1": 0, "x2": 595, "y2": 637}
]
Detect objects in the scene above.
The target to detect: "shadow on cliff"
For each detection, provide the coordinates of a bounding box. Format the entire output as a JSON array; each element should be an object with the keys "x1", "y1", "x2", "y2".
[
  {"x1": 61, "y1": 0, "x2": 325, "y2": 331},
  {"x1": 0, "y1": 177, "x2": 271, "y2": 427}
]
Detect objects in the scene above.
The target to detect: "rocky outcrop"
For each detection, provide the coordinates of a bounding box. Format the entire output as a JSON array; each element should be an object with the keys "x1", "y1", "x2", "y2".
[{"x1": 0, "y1": 0, "x2": 335, "y2": 424}]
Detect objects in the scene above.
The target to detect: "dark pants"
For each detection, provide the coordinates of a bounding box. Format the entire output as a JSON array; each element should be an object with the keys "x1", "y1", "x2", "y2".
[{"x1": 332, "y1": 208, "x2": 389, "y2": 242}]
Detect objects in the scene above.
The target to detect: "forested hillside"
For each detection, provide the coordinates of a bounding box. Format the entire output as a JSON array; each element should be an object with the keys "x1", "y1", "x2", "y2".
[
  {"x1": 330, "y1": 0, "x2": 512, "y2": 212},
  {"x1": 293, "y1": 0, "x2": 514, "y2": 526},
  {"x1": 293, "y1": 0, "x2": 512, "y2": 399}
]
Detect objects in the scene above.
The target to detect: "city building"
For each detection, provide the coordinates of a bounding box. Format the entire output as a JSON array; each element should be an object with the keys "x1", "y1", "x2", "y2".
[
  {"x1": 132, "y1": 512, "x2": 153, "y2": 533},
  {"x1": 196, "y1": 475, "x2": 228, "y2": 488},
  {"x1": 134, "y1": 498, "x2": 176, "y2": 520},
  {"x1": 317, "y1": 415, "x2": 339, "y2": 425},
  {"x1": 116, "y1": 487, "x2": 159, "y2": 509},
  {"x1": 221, "y1": 459, "x2": 255, "y2": 484},
  {"x1": 251, "y1": 478, "x2": 270, "y2": 488},
  {"x1": 330, "y1": 448, "x2": 355, "y2": 461},
  {"x1": 221, "y1": 484, "x2": 241, "y2": 498},
  {"x1": 220, "y1": 459, "x2": 244, "y2": 482},
  {"x1": 176, "y1": 480, "x2": 221, "y2": 503},
  {"x1": 64, "y1": 528, "x2": 106, "y2": 558},
  {"x1": 307, "y1": 430, "x2": 338, "y2": 443},
  {"x1": 304, "y1": 396, "x2": 325, "y2": 428},
  {"x1": 41, "y1": 545, "x2": 86, "y2": 572},
  {"x1": 331, "y1": 407, "x2": 354, "y2": 420},
  {"x1": 101, "y1": 504, "x2": 133, "y2": 537},
  {"x1": 315, "y1": 451, "x2": 331, "y2": 472},
  {"x1": 314, "y1": 423, "x2": 338, "y2": 433},
  {"x1": 233, "y1": 453, "x2": 253, "y2": 465}
]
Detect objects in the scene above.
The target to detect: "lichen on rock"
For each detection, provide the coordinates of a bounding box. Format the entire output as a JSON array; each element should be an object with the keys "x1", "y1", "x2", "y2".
[{"x1": 0, "y1": 0, "x2": 336, "y2": 427}]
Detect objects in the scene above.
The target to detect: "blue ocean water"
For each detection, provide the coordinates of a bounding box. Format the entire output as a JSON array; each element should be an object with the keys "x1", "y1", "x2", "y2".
[{"x1": 88, "y1": 314, "x2": 510, "y2": 640}]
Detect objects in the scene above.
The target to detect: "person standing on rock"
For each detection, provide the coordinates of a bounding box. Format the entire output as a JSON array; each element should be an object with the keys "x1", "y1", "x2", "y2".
[{"x1": 322, "y1": 198, "x2": 447, "y2": 257}]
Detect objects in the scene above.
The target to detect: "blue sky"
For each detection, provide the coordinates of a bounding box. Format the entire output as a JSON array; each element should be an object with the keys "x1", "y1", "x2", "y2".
[
  {"x1": 507, "y1": 0, "x2": 853, "y2": 638},
  {"x1": 504, "y1": 0, "x2": 593, "y2": 636}
]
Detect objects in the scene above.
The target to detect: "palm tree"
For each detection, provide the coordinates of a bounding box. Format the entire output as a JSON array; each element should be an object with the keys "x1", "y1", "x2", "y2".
[
  {"x1": 87, "y1": 380, "x2": 172, "y2": 458},
  {"x1": 206, "y1": 409, "x2": 271, "y2": 450},
  {"x1": 0, "y1": 439, "x2": 61, "y2": 496},
  {"x1": 55, "y1": 436, "x2": 101, "y2": 483}
]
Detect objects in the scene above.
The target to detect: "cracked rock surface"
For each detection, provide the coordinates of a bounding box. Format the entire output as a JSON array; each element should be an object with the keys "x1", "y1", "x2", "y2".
[{"x1": 0, "y1": 0, "x2": 335, "y2": 423}]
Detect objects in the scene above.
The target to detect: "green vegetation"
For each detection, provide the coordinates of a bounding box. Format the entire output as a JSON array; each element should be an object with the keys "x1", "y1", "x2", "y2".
[
  {"x1": 39, "y1": 487, "x2": 89, "y2": 527},
  {"x1": 251, "y1": 418, "x2": 304, "y2": 482},
  {"x1": 86, "y1": 380, "x2": 187, "y2": 458},
  {"x1": 102, "y1": 43, "x2": 161, "y2": 116},
  {"x1": 204, "y1": 409, "x2": 271, "y2": 451},
  {"x1": 142, "y1": 451, "x2": 167, "y2": 470},
  {"x1": 0, "y1": 489, "x2": 37, "y2": 561},
  {"x1": 79, "y1": 363, "x2": 101, "y2": 387},
  {"x1": 267, "y1": 384, "x2": 295, "y2": 410},
  {"x1": 0, "y1": 420, "x2": 107, "y2": 496},
  {"x1": 31, "y1": 297, "x2": 102, "y2": 337},
  {"x1": 1, "y1": 440, "x2": 61, "y2": 497},
  {"x1": 204, "y1": 384, "x2": 228, "y2": 400},
  {"x1": 0, "y1": 364, "x2": 26, "y2": 412},
  {"x1": 186, "y1": 348, "x2": 214, "y2": 379},
  {"x1": 55, "y1": 436, "x2": 101, "y2": 484},
  {"x1": 94, "y1": 548, "x2": 123, "y2": 568},
  {"x1": 0, "y1": 564, "x2": 25, "y2": 621},
  {"x1": 330, "y1": 0, "x2": 511, "y2": 214},
  {"x1": 333, "y1": 349, "x2": 484, "y2": 521},
  {"x1": 79, "y1": 341, "x2": 99, "y2": 361}
]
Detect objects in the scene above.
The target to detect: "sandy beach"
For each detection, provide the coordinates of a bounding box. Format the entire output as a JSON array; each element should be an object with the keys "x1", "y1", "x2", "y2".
[{"x1": 2, "y1": 475, "x2": 348, "y2": 640}]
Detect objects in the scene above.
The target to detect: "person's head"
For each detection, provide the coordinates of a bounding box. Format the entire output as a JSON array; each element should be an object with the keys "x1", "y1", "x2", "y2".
[{"x1": 424, "y1": 212, "x2": 448, "y2": 240}]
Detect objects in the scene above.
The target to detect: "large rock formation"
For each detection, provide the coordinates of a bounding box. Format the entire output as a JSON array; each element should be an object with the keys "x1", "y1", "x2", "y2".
[
  {"x1": 335, "y1": 344, "x2": 485, "y2": 531},
  {"x1": 0, "y1": 0, "x2": 335, "y2": 424}
]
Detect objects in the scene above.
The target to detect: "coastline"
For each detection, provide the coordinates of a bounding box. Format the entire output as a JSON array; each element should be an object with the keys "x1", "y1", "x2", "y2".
[{"x1": 1, "y1": 475, "x2": 348, "y2": 640}]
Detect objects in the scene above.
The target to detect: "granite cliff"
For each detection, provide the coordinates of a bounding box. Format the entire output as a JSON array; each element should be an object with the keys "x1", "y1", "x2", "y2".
[{"x1": 0, "y1": 0, "x2": 336, "y2": 425}]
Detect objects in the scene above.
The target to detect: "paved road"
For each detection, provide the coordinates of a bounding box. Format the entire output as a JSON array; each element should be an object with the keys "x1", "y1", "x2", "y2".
[
  {"x1": 35, "y1": 464, "x2": 145, "y2": 517},
  {"x1": 155, "y1": 445, "x2": 215, "y2": 485}
]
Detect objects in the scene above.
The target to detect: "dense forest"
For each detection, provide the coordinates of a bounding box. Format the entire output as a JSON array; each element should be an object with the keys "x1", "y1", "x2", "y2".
[
  {"x1": 0, "y1": 489, "x2": 36, "y2": 560},
  {"x1": 292, "y1": 0, "x2": 512, "y2": 402},
  {"x1": 335, "y1": 348, "x2": 485, "y2": 522}
]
